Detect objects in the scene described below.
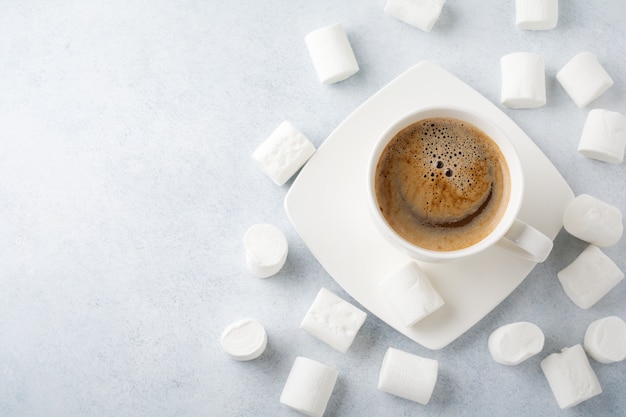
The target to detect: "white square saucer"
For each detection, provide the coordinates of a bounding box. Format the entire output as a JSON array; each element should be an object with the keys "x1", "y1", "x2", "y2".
[{"x1": 284, "y1": 61, "x2": 574, "y2": 350}]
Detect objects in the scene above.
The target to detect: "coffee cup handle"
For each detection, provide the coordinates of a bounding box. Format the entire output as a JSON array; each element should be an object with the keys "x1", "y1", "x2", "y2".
[{"x1": 498, "y1": 219, "x2": 553, "y2": 263}]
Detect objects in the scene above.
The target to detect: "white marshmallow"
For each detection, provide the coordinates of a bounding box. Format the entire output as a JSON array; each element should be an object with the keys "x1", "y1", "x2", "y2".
[
  {"x1": 384, "y1": 0, "x2": 446, "y2": 32},
  {"x1": 515, "y1": 0, "x2": 558, "y2": 30},
  {"x1": 540, "y1": 345, "x2": 602, "y2": 409},
  {"x1": 379, "y1": 262, "x2": 444, "y2": 327},
  {"x1": 378, "y1": 347, "x2": 438, "y2": 405},
  {"x1": 556, "y1": 52, "x2": 614, "y2": 108},
  {"x1": 280, "y1": 357, "x2": 338, "y2": 417},
  {"x1": 220, "y1": 319, "x2": 268, "y2": 361},
  {"x1": 500, "y1": 52, "x2": 546, "y2": 109},
  {"x1": 300, "y1": 287, "x2": 367, "y2": 353},
  {"x1": 563, "y1": 194, "x2": 623, "y2": 247},
  {"x1": 305, "y1": 23, "x2": 359, "y2": 84},
  {"x1": 488, "y1": 322, "x2": 545, "y2": 365},
  {"x1": 244, "y1": 223, "x2": 288, "y2": 278},
  {"x1": 578, "y1": 109, "x2": 626, "y2": 164},
  {"x1": 584, "y1": 316, "x2": 626, "y2": 363},
  {"x1": 252, "y1": 121, "x2": 316, "y2": 186},
  {"x1": 557, "y1": 245, "x2": 624, "y2": 309}
]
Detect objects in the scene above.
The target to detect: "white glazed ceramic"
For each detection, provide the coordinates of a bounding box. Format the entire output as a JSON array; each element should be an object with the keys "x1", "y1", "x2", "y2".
[
  {"x1": 366, "y1": 106, "x2": 553, "y2": 263},
  {"x1": 284, "y1": 61, "x2": 574, "y2": 349}
]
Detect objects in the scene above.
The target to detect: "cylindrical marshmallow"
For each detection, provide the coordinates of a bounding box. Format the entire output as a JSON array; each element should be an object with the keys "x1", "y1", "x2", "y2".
[
  {"x1": 384, "y1": 0, "x2": 446, "y2": 32},
  {"x1": 244, "y1": 223, "x2": 288, "y2": 278},
  {"x1": 280, "y1": 357, "x2": 338, "y2": 417},
  {"x1": 515, "y1": 0, "x2": 558, "y2": 30},
  {"x1": 563, "y1": 194, "x2": 623, "y2": 247},
  {"x1": 305, "y1": 23, "x2": 359, "y2": 84},
  {"x1": 578, "y1": 109, "x2": 626, "y2": 164},
  {"x1": 584, "y1": 316, "x2": 626, "y2": 363},
  {"x1": 557, "y1": 245, "x2": 624, "y2": 309},
  {"x1": 220, "y1": 319, "x2": 268, "y2": 361},
  {"x1": 500, "y1": 52, "x2": 546, "y2": 109},
  {"x1": 540, "y1": 345, "x2": 602, "y2": 409},
  {"x1": 556, "y1": 52, "x2": 614, "y2": 108},
  {"x1": 488, "y1": 322, "x2": 545, "y2": 365},
  {"x1": 379, "y1": 262, "x2": 444, "y2": 327},
  {"x1": 378, "y1": 347, "x2": 438, "y2": 405}
]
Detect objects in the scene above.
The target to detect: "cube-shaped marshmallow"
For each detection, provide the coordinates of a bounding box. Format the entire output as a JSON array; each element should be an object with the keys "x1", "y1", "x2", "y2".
[
  {"x1": 578, "y1": 109, "x2": 626, "y2": 164},
  {"x1": 515, "y1": 0, "x2": 558, "y2": 30},
  {"x1": 540, "y1": 345, "x2": 602, "y2": 409},
  {"x1": 280, "y1": 357, "x2": 338, "y2": 417},
  {"x1": 300, "y1": 287, "x2": 367, "y2": 353},
  {"x1": 556, "y1": 52, "x2": 614, "y2": 108},
  {"x1": 378, "y1": 347, "x2": 438, "y2": 405},
  {"x1": 252, "y1": 121, "x2": 316, "y2": 186},
  {"x1": 557, "y1": 245, "x2": 624, "y2": 309},
  {"x1": 384, "y1": 0, "x2": 446, "y2": 32},
  {"x1": 379, "y1": 262, "x2": 444, "y2": 327}
]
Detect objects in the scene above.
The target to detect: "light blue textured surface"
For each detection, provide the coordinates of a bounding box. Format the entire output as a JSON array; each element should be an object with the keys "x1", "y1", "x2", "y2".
[{"x1": 0, "y1": 1, "x2": 624, "y2": 416}]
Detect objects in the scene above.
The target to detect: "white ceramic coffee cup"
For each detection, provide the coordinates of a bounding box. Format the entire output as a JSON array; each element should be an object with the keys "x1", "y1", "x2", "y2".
[{"x1": 366, "y1": 106, "x2": 553, "y2": 263}]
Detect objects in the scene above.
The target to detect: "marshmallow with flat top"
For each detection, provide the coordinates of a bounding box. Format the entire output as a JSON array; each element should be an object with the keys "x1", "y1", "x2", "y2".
[
  {"x1": 244, "y1": 223, "x2": 288, "y2": 278},
  {"x1": 556, "y1": 52, "x2": 614, "y2": 108},
  {"x1": 280, "y1": 356, "x2": 338, "y2": 417},
  {"x1": 220, "y1": 319, "x2": 268, "y2": 361},
  {"x1": 515, "y1": 0, "x2": 558, "y2": 30},
  {"x1": 488, "y1": 322, "x2": 545, "y2": 365},
  {"x1": 578, "y1": 109, "x2": 626, "y2": 164},
  {"x1": 500, "y1": 52, "x2": 546, "y2": 109},
  {"x1": 378, "y1": 347, "x2": 438, "y2": 405},
  {"x1": 557, "y1": 245, "x2": 624, "y2": 309},
  {"x1": 563, "y1": 194, "x2": 623, "y2": 247},
  {"x1": 305, "y1": 23, "x2": 359, "y2": 84},
  {"x1": 300, "y1": 287, "x2": 367, "y2": 353},
  {"x1": 584, "y1": 316, "x2": 626, "y2": 363},
  {"x1": 540, "y1": 344, "x2": 602, "y2": 409},
  {"x1": 379, "y1": 262, "x2": 444, "y2": 327},
  {"x1": 384, "y1": 0, "x2": 446, "y2": 32},
  {"x1": 252, "y1": 121, "x2": 316, "y2": 186}
]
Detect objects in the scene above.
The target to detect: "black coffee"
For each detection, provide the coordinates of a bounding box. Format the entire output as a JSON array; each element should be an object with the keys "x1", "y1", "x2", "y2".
[{"x1": 374, "y1": 117, "x2": 511, "y2": 251}]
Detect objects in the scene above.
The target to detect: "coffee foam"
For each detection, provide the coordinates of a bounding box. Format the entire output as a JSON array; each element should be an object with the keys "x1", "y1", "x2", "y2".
[{"x1": 375, "y1": 117, "x2": 510, "y2": 251}]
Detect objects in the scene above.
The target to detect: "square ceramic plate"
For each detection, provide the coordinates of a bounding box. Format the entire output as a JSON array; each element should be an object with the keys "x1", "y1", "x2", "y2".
[{"x1": 284, "y1": 61, "x2": 574, "y2": 350}]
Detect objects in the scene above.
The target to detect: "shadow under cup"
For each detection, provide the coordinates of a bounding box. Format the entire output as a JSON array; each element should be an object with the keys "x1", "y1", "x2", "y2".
[{"x1": 367, "y1": 106, "x2": 524, "y2": 263}]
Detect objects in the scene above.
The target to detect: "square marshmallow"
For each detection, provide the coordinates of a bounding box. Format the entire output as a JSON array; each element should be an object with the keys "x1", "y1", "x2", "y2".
[
  {"x1": 300, "y1": 287, "x2": 367, "y2": 353},
  {"x1": 515, "y1": 0, "x2": 558, "y2": 30},
  {"x1": 556, "y1": 52, "x2": 614, "y2": 108},
  {"x1": 500, "y1": 52, "x2": 546, "y2": 109},
  {"x1": 252, "y1": 121, "x2": 316, "y2": 186},
  {"x1": 540, "y1": 345, "x2": 602, "y2": 409},
  {"x1": 578, "y1": 109, "x2": 626, "y2": 164},
  {"x1": 557, "y1": 245, "x2": 624, "y2": 309},
  {"x1": 384, "y1": 0, "x2": 446, "y2": 32},
  {"x1": 378, "y1": 347, "x2": 438, "y2": 405}
]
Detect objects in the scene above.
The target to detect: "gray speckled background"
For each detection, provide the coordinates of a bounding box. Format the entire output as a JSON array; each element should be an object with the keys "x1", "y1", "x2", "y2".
[{"x1": 0, "y1": 1, "x2": 624, "y2": 416}]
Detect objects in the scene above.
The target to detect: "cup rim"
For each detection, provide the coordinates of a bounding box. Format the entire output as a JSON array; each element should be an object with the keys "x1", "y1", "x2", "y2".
[{"x1": 366, "y1": 105, "x2": 524, "y2": 262}]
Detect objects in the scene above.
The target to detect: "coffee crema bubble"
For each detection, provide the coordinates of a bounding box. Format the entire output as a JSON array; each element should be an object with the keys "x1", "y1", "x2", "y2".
[{"x1": 375, "y1": 117, "x2": 511, "y2": 251}]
